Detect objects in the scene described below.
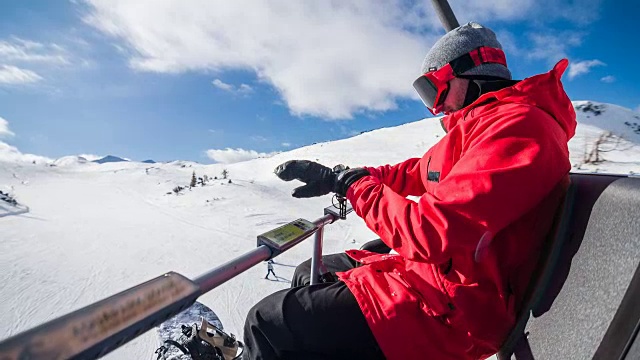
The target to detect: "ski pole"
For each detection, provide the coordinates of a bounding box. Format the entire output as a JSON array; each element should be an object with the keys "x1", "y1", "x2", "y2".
[{"x1": 0, "y1": 203, "x2": 351, "y2": 360}]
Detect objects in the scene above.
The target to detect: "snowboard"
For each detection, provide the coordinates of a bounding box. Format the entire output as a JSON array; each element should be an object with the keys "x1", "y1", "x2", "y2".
[{"x1": 155, "y1": 301, "x2": 241, "y2": 360}]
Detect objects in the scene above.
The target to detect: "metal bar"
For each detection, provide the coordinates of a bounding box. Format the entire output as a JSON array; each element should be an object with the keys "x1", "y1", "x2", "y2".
[
  {"x1": 0, "y1": 211, "x2": 341, "y2": 360},
  {"x1": 309, "y1": 214, "x2": 336, "y2": 285},
  {"x1": 312, "y1": 214, "x2": 336, "y2": 230},
  {"x1": 430, "y1": 0, "x2": 460, "y2": 31},
  {"x1": 0, "y1": 273, "x2": 200, "y2": 360},
  {"x1": 310, "y1": 226, "x2": 325, "y2": 285},
  {"x1": 194, "y1": 245, "x2": 273, "y2": 294}
]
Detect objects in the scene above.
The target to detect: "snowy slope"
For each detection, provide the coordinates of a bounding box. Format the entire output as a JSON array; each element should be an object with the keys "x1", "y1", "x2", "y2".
[
  {"x1": 0, "y1": 101, "x2": 639, "y2": 359},
  {"x1": 569, "y1": 101, "x2": 640, "y2": 174}
]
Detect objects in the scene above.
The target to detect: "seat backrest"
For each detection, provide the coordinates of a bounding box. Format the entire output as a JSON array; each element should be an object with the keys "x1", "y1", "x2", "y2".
[
  {"x1": 497, "y1": 174, "x2": 640, "y2": 359},
  {"x1": 523, "y1": 175, "x2": 640, "y2": 359},
  {"x1": 497, "y1": 177, "x2": 578, "y2": 359}
]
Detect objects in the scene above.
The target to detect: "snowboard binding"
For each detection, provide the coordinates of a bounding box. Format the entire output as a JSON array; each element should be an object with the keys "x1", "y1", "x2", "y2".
[{"x1": 155, "y1": 317, "x2": 243, "y2": 360}]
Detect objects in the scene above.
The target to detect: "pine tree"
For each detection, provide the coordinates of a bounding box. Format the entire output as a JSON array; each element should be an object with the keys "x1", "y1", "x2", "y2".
[
  {"x1": 221, "y1": 169, "x2": 229, "y2": 179},
  {"x1": 190, "y1": 171, "x2": 197, "y2": 188}
]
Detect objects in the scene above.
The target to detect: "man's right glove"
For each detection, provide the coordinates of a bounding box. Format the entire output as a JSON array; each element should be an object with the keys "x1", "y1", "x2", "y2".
[{"x1": 274, "y1": 160, "x2": 369, "y2": 198}]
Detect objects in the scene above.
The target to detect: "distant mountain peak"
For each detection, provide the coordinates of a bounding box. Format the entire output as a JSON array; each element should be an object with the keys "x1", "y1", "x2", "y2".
[{"x1": 93, "y1": 155, "x2": 129, "y2": 164}]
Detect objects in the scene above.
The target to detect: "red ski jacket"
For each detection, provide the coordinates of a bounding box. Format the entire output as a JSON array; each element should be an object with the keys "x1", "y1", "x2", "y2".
[{"x1": 337, "y1": 60, "x2": 576, "y2": 360}]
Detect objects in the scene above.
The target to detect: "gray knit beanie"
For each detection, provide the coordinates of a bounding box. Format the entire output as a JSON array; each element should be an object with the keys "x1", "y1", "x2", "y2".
[{"x1": 421, "y1": 22, "x2": 511, "y2": 80}]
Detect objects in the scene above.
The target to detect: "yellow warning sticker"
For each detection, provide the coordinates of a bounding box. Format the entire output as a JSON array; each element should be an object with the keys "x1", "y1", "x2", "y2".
[{"x1": 258, "y1": 219, "x2": 316, "y2": 247}]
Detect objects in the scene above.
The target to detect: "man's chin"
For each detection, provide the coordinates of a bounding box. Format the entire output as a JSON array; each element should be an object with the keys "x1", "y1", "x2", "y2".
[{"x1": 443, "y1": 105, "x2": 463, "y2": 115}]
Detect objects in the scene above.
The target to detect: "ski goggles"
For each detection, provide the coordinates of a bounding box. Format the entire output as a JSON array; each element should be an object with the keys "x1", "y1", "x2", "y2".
[{"x1": 413, "y1": 46, "x2": 507, "y2": 114}]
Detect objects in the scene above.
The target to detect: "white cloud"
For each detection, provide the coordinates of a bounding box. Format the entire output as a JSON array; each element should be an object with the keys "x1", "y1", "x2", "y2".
[
  {"x1": 0, "y1": 141, "x2": 51, "y2": 164},
  {"x1": 212, "y1": 79, "x2": 253, "y2": 95},
  {"x1": 545, "y1": 0, "x2": 603, "y2": 25},
  {"x1": 84, "y1": 1, "x2": 604, "y2": 119},
  {"x1": 449, "y1": 1, "x2": 536, "y2": 24},
  {"x1": 0, "y1": 118, "x2": 52, "y2": 164},
  {"x1": 84, "y1": 0, "x2": 439, "y2": 119},
  {"x1": 498, "y1": 28, "x2": 603, "y2": 68},
  {"x1": 451, "y1": 0, "x2": 603, "y2": 26},
  {"x1": 205, "y1": 148, "x2": 276, "y2": 164},
  {"x1": 0, "y1": 65, "x2": 43, "y2": 84},
  {"x1": 250, "y1": 135, "x2": 267, "y2": 142},
  {"x1": 600, "y1": 75, "x2": 615, "y2": 83},
  {"x1": 0, "y1": 37, "x2": 70, "y2": 64},
  {"x1": 568, "y1": 59, "x2": 605, "y2": 79},
  {"x1": 281, "y1": 142, "x2": 291, "y2": 147},
  {"x1": 212, "y1": 79, "x2": 233, "y2": 91},
  {"x1": 238, "y1": 84, "x2": 253, "y2": 94},
  {"x1": 0, "y1": 117, "x2": 15, "y2": 137},
  {"x1": 520, "y1": 32, "x2": 583, "y2": 65}
]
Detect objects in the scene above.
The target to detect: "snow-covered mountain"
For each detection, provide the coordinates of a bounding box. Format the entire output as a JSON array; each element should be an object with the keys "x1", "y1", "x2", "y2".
[
  {"x1": 0, "y1": 101, "x2": 639, "y2": 359},
  {"x1": 92, "y1": 155, "x2": 129, "y2": 164},
  {"x1": 52, "y1": 155, "x2": 90, "y2": 167},
  {"x1": 569, "y1": 101, "x2": 640, "y2": 174}
]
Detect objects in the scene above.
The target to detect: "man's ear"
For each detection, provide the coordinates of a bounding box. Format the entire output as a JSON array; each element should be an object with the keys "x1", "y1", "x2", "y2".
[{"x1": 462, "y1": 78, "x2": 480, "y2": 109}]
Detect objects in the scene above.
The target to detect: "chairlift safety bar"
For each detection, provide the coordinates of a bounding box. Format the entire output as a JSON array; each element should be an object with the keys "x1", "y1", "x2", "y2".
[{"x1": 0, "y1": 203, "x2": 352, "y2": 360}]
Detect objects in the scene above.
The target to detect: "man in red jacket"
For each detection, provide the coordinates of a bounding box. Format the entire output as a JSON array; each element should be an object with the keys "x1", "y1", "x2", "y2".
[{"x1": 243, "y1": 22, "x2": 576, "y2": 360}]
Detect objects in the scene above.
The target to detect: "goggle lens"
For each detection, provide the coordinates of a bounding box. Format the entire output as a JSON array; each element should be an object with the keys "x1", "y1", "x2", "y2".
[
  {"x1": 413, "y1": 72, "x2": 448, "y2": 115},
  {"x1": 413, "y1": 76, "x2": 438, "y2": 109}
]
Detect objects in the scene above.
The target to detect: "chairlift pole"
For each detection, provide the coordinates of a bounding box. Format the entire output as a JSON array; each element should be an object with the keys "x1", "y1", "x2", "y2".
[{"x1": 430, "y1": 0, "x2": 460, "y2": 31}]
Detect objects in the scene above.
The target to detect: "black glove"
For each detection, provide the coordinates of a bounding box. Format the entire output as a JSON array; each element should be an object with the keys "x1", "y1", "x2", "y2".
[{"x1": 274, "y1": 160, "x2": 370, "y2": 198}]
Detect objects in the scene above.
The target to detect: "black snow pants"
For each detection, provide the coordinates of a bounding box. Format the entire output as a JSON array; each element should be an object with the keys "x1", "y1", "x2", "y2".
[{"x1": 242, "y1": 253, "x2": 386, "y2": 360}]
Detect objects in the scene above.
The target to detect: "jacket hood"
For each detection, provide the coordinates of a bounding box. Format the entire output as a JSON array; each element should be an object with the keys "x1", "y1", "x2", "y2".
[{"x1": 442, "y1": 59, "x2": 577, "y2": 140}]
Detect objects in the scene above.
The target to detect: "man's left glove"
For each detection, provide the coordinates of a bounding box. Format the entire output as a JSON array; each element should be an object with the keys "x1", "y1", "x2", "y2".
[{"x1": 274, "y1": 160, "x2": 370, "y2": 198}]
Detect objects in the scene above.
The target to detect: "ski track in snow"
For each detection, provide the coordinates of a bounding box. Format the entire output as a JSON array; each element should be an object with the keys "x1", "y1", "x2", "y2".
[
  {"x1": 1, "y1": 101, "x2": 639, "y2": 359},
  {"x1": 0, "y1": 206, "x2": 29, "y2": 218},
  {"x1": 113, "y1": 185, "x2": 247, "y2": 241}
]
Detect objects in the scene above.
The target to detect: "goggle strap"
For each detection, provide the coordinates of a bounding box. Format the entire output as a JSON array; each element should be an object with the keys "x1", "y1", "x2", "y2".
[{"x1": 449, "y1": 47, "x2": 506, "y2": 76}]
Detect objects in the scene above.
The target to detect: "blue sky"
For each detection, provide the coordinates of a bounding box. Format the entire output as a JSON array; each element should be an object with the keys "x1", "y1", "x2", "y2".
[{"x1": 0, "y1": 0, "x2": 637, "y2": 163}]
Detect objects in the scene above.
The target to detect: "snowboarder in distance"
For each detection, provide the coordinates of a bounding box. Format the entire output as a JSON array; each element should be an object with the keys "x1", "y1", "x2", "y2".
[
  {"x1": 243, "y1": 21, "x2": 576, "y2": 360},
  {"x1": 264, "y1": 260, "x2": 276, "y2": 280}
]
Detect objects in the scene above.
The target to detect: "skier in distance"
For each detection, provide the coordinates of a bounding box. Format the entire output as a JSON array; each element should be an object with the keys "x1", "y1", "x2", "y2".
[{"x1": 264, "y1": 260, "x2": 277, "y2": 280}]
